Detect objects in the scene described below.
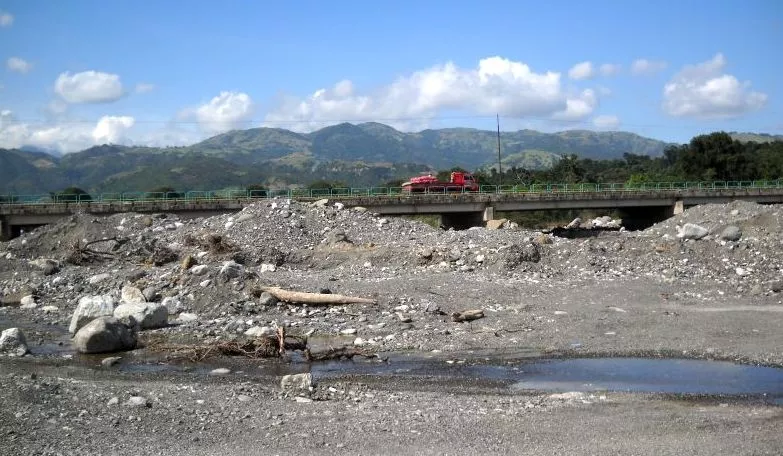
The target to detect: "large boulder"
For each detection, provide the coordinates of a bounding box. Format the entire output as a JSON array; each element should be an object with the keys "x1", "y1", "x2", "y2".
[
  {"x1": 114, "y1": 303, "x2": 168, "y2": 329},
  {"x1": 69, "y1": 295, "x2": 116, "y2": 334},
  {"x1": 0, "y1": 328, "x2": 29, "y2": 356},
  {"x1": 72, "y1": 317, "x2": 136, "y2": 354}
]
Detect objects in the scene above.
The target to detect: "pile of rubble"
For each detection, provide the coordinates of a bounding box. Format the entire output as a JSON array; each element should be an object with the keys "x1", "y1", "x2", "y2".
[{"x1": 0, "y1": 198, "x2": 781, "y2": 358}]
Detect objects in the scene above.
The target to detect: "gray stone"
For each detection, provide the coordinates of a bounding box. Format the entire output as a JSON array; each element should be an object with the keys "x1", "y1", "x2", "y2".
[
  {"x1": 281, "y1": 373, "x2": 313, "y2": 392},
  {"x1": 189, "y1": 265, "x2": 209, "y2": 276},
  {"x1": 120, "y1": 285, "x2": 146, "y2": 304},
  {"x1": 69, "y1": 295, "x2": 116, "y2": 334},
  {"x1": 0, "y1": 327, "x2": 29, "y2": 356},
  {"x1": 676, "y1": 223, "x2": 709, "y2": 240},
  {"x1": 258, "y1": 292, "x2": 278, "y2": 307},
  {"x1": 720, "y1": 225, "x2": 742, "y2": 242},
  {"x1": 244, "y1": 326, "x2": 275, "y2": 337},
  {"x1": 72, "y1": 317, "x2": 136, "y2": 354},
  {"x1": 219, "y1": 261, "x2": 244, "y2": 280},
  {"x1": 125, "y1": 396, "x2": 149, "y2": 407},
  {"x1": 114, "y1": 303, "x2": 168, "y2": 329}
]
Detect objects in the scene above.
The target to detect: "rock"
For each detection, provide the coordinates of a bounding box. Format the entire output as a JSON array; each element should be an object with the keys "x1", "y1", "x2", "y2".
[
  {"x1": 69, "y1": 295, "x2": 117, "y2": 334},
  {"x1": 312, "y1": 199, "x2": 329, "y2": 207},
  {"x1": 142, "y1": 287, "x2": 159, "y2": 302},
  {"x1": 88, "y1": 273, "x2": 111, "y2": 285},
  {"x1": 258, "y1": 292, "x2": 278, "y2": 306},
  {"x1": 176, "y1": 313, "x2": 199, "y2": 323},
  {"x1": 181, "y1": 254, "x2": 196, "y2": 271},
  {"x1": 720, "y1": 225, "x2": 742, "y2": 242},
  {"x1": 210, "y1": 368, "x2": 231, "y2": 376},
  {"x1": 280, "y1": 373, "x2": 313, "y2": 392},
  {"x1": 101, "y1": 356, "x2": 122, "y2": 367},
  {"x1": 676, "y1": 223, "x2": 709, "y2": 240},
  {"x1": 244, "y1": 326, "x2": 275, "y2": 337},
  {"x1": 120, "y1": 285, "x2": 146, "y2": 304},
  {"x1": 29, "y1": 258, "x2": 61, "y2": 275},
  {"x1": 162, "y1": 296, "x2": 183, "y2": 313},
  {"x1": 566, "y1": 217, "x2": 582, "y2": 229},
  {"x1": 500, "y1": 243, "x2": 541, "y2": 268},
  {"x1": 259, "y1": 263, "x2": 277, "y2": 273},
  {"x1": 114, "y1": 303, "x2": 169, "y2": 329},
  {"x1": 0, "y1": 328, "x2": 29, "y2": 356},
  {"x1": 189, "y1": 265, "x2": 209, "y2": 276},
  {"x1": 72, "y1": 317, "x2": 136, "y2": 354},
  {"x1": 219, "y1": 261, "x2": 244, "y2": 280},
  {"x1": 486, "y1": 218, "x2": 509, "y2": 230},
  {"x1": 20, "y1": 295, "x2": 37, "y2": 309},
  {"x1": 125, "y1": 396, "x2": 149, "y2": 408}
]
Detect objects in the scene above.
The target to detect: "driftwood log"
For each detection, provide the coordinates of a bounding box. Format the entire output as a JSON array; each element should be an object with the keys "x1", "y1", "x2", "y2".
[
  {"x1": 452, "y1": 309, "x2": 485, "y2": 322},
  {"x1": 260, "y1": 286, "x2": 377, "y2": 305}
]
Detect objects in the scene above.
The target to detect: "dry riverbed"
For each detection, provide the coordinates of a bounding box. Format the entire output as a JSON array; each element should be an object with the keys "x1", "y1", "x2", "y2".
[{"x1": 1, "y1": 199, "x2": 782, "y2": 455}]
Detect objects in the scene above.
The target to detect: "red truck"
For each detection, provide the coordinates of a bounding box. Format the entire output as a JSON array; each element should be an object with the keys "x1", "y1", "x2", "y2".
[{"x1": 401, "y1": 171, "x2": 480, "y2": 193}]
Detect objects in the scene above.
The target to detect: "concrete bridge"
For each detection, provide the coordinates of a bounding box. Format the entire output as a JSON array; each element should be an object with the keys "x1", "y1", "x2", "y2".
[{"x1": 2, "y1": 186, "x2": 783, "y2": 240}]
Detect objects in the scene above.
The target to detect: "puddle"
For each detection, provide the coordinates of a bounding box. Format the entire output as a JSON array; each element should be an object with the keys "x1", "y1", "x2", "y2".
[{"x1": 312, "y1": 355, "x2": 783, "y2": 399}]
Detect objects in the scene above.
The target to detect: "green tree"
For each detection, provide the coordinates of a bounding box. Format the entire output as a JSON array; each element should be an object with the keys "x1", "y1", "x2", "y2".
[
  {"x1": 52, "y1": 187, "x2": 92, "y2": 202},
  {"x1": 146, "y1": 186, "x2": 184, "y2": 199},
  {"x1": 247, "y1": 183, "x2": 268, "y2": 197}
]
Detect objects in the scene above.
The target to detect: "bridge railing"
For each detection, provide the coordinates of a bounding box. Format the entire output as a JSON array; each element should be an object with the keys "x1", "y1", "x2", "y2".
[{"x1": 2, "y1": 179, "x2": 783, "y2": 206}]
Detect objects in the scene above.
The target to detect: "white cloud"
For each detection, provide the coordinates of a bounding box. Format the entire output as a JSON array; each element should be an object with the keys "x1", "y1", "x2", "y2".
[
  {"x1": 599, "y1": 63, "x2": 621, "y2": 76},
  {"x1": 593, "y1": 115, "x2": 620, "y2": 129},
  {"x1": 631, "y1": 59, "x2": 668, "y2": 75},
  {"x1": 7, "y1": 57, "x2": 32, "y2": 74},
  {"x1": 0, "y1": 109, "x2": 144, "y2": 153},
  {"x1": 264, "y1": 56, "x2": 598, "y2": 132},
  {"x1": 92, "y1": 115, "x2": 135, "y2": 143},
  {"x1": 568, "y1": 61, "x2": 594, "y2": 80},
  {"x1": 0, "y1": 11, "x2": 12, "y2": 27},
  {"x1": 55, "y1": 71, "x2": 125, "y2": 103},
  {"x1": 135, "y1": 83, "x2": 155, "y2": 94},
  {"x1": 662, "y1": 53, "x2": 767, "y2": 119},
  {"x1": 192, "y1": 91, "x2": 254, "y2": 133}
]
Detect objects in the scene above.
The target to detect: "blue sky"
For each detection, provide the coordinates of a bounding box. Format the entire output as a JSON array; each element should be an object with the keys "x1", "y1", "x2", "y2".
[{"x1": 0, "y1": 0, "x2": 780, "y2": 152}]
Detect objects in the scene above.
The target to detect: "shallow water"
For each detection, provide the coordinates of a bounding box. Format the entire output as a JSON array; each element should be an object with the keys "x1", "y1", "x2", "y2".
[{"x1": 312, "y1": 354, "x2": 783, "y2": 398}]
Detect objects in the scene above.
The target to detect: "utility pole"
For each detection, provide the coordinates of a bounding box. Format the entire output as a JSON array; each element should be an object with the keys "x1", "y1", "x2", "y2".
[{"x1": 496, "y1": 114, "x2": 502, "y2": 187}]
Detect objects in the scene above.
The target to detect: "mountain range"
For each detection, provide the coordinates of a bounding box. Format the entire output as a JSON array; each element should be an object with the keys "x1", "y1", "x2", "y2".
[{"x1": 0, "y1": 122, "x2": 773, "y2": 195}]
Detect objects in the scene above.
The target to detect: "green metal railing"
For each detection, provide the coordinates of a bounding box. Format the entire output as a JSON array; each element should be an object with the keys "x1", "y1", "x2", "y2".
[{"x1": 1, "y1": 179, "x2": 782, "y2": 206}]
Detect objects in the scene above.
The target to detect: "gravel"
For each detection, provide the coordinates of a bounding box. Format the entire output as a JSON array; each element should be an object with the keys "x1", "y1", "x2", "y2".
[{"x1": 1, "y1": 198, "x2": 782, "y2": 454}]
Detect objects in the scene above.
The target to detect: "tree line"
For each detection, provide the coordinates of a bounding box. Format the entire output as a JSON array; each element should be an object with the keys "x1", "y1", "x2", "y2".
[{"x1": 470, "y1": 132, "x2": 783, "y2": 187}]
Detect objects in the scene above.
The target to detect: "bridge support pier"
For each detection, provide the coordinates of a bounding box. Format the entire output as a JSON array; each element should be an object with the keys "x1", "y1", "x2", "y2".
[
  {"x1": 482, "y1": 206, "x2": 495, "y2": 222},
  {"x1": 673, "y1": 199, "x2": 684, "y2": 215}
]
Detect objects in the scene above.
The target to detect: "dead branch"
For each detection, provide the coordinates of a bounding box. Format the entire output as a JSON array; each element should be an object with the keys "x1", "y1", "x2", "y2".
[
  {"x1": 452, "y1": 309, "x2": 485, "y2": 322},
  {"x1": 145, "y1": 334, "x2": 307, "y2": 362},
  {"x1": 65, "y1": 237, "x2": 119, "y2": 264},
  {"x1": 260, "y1": 286, "x2": 377, "y2": 305}
]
